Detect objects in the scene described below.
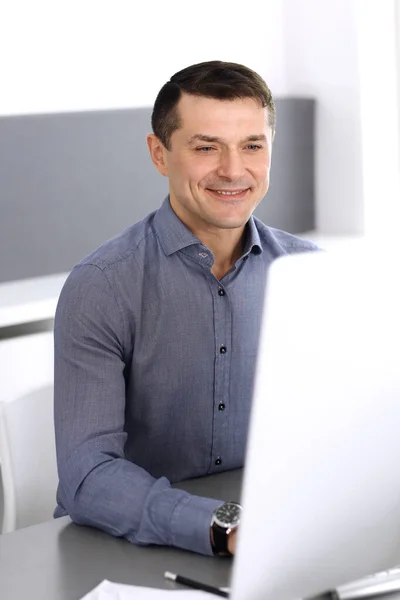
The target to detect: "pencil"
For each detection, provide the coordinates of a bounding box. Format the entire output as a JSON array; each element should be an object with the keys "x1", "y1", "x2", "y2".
[{"x1": 164, "y1": 570, "x2": 229, "y2": 598}]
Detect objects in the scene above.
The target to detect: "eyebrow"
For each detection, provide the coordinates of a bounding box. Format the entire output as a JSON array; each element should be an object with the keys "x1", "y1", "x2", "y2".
[{"x1": 187, "y1": 134, "x2": 267, "y2": 145}]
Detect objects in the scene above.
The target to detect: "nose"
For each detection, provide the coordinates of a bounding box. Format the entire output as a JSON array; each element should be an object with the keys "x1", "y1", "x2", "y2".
[{"x1": 216, "y1": 149, "x2": 246, "y2": 181}]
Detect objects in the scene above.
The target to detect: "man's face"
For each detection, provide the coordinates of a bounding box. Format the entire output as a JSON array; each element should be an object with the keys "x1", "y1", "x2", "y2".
[{"x1": 148, "y1": 94, "x2": 273, "y2": 233}]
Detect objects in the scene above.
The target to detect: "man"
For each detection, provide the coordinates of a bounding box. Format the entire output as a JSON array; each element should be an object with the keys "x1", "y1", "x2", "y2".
[{"x1": 54, "y1": 60, "x2": 318, "y2": 557}]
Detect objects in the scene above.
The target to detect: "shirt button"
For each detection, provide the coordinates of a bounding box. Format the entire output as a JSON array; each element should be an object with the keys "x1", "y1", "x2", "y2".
[
  {"x1": 220, "y1": 345, "x2": 227, "y2": 354},
  {"x1": 215, "y1": 457, "x2": 222, "y2": 466},
  {"x1": 218, "y1": 403, "x2": 226, "y2": 411},
  {"x1": 218, "y1": 288, "x2": 225, "y2": 296}
]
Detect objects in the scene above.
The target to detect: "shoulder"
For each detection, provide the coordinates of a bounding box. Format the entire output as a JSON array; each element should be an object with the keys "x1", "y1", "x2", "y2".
[
  {"x1": 254, "y1": 217, "x2": 321, "y2": 256},
  {"x1": 57, "y1": 210, "x2": 159, "y2": 317},
  {"x1": 76, "y1": 210, "x2": 159, "y2": 273}
]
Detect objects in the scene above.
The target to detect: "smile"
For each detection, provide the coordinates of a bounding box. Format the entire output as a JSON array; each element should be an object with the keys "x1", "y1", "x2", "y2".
[
  {"x1": 206, "y1": 188, "x2": 250, "y2": 200},
  {"x1": 215, "y1": 190, "x2": 246, "y2": 196}
]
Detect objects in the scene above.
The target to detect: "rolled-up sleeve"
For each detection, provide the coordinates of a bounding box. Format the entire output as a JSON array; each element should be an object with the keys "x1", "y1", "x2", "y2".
[{"x1": 54, "y1": 264, "x2": 221, "y2": 555}]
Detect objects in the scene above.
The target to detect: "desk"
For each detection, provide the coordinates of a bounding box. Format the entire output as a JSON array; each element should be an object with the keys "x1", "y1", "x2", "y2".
[
  {"x1": 0, "y1": 469, "x2": 241, "y2": 600},
  {"x1": 2, "y1": 468, "x2": 400, "y2": 600}
]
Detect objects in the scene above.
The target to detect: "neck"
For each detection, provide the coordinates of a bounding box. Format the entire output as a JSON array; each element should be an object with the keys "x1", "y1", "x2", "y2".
[
  {"x1": 198, "y1": 227, "x2": 246, "y2": 280},
  {"x1": 169, "y1": 195, "x2": 247, "y2": 279}
]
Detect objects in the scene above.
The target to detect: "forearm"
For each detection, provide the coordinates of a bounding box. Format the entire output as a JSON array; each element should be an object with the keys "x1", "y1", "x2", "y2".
[{"x1": 57, "y1": 436, "x2": 221, "y2": 554}]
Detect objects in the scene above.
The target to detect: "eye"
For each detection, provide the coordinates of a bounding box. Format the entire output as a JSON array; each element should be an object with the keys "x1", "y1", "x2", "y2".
[
  {"x1": 246, "y1": 144, "x2": 263, "y2": 151},
  {"x1": 196, "y1": 146, "x2": 215, "y2": 152}
]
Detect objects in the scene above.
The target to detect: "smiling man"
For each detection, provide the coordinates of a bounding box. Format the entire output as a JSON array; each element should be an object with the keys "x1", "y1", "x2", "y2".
[
  {"x1": 147, "y1": 92, "x2": 274, "y2": 281},
  {"x1": 54, "y1": 61, "x2": 318, "y2": 558}
]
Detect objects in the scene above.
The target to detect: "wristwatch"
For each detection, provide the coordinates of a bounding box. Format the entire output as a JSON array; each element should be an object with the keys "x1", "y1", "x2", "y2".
[{"x1": 210, "y1": 501, "x2": 242, "y2": 556}]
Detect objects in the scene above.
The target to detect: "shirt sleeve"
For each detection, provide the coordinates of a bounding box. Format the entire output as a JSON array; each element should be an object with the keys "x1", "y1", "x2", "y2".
[{"x1": 54, "y1": 263, "x2": 222, "y2": 556}]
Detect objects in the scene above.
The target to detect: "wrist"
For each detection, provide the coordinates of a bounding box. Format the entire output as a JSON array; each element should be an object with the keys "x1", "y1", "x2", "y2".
[
  {"x1": 210, "y1": 501, "x2": 241, "y2": 557},
  {"x1": 227, "y1": 528, "x2": 237, "y2": 555}
]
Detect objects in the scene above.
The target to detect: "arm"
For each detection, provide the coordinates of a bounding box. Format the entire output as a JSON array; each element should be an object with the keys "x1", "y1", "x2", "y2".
[{"x1": 54, "y1": 264, "x2": 221, "y2": 555}]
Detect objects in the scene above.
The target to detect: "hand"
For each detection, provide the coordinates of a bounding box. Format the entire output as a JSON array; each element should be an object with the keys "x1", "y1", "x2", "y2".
[
  {"x1": 210, "y1": 526, "x2": 238, "y2": 556},
  {"x1": 227, "y1": 528, "x2": 237, "y2": 555}
]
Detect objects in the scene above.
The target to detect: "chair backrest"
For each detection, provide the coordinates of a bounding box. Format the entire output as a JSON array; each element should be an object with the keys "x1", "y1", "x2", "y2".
[{"x1": 0, "y1": 384, "x2": 58, "y2": 533}]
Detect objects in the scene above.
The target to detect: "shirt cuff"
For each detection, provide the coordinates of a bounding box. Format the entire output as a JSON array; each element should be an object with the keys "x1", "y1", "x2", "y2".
[{"x1": 170, "y1": 493, "x2": 223, "y2": 556}]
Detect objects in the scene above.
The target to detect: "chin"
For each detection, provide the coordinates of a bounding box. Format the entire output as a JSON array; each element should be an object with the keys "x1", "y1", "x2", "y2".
[
  {"x1": 207, "y1": 216, "x2": 250, "y2": 230},
  {"x1": 203, "y1": 192, "x2": 261, "y2": 223},
  {"x1": 214, "y1": 205, "x2": 255, "y2": 228}
]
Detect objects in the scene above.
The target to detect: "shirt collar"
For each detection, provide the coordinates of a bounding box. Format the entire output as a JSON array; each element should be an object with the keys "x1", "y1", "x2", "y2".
[
  {"x1": 153, "y1": 196, "x2": 201, "y2": 256},
  {"x1": 243, "y1": 213, "x2": 263, "y2": 256},
  {"x1": 154, "y1": 195, "x2": 263, "y2": 257}
]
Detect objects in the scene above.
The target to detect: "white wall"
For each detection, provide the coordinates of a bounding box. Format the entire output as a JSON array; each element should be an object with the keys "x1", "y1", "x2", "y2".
[
  {"x1": 282, "y1": 0, "x2": 400, "y2": 236},
  {"x1": 356, "y1": 0, "x2": 400, "y2": 239},
  {"x1": 282, "y1": 0, "x2": 364, "y2": 234},
  {"x1": 0, "y1": 0, "x2": 286, "y2": 115}
]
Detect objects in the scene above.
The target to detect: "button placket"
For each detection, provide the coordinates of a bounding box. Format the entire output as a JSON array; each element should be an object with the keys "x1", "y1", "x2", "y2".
[{"x1": 212, "y1": 279, "x2": 231, "y2": 474}]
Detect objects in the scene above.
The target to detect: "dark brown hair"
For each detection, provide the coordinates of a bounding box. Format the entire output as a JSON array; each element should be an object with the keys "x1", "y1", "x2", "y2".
[{"x1": 151, "y1": 60, "x2": 276, "y2": 150}]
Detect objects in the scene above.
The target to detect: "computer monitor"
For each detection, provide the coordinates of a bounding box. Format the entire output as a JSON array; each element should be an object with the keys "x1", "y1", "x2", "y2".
[{"x1": 231, "y1": 249, "x2": 400, "y2": 600}]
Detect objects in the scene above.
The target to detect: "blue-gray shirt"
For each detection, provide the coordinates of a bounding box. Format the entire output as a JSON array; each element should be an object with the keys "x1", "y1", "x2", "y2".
[{"x1": 54, "y1": 196, "x2": 318, "y2": 555}]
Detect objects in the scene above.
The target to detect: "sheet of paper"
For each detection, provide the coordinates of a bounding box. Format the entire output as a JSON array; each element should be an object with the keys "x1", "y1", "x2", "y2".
[{"x1": 80, "y1": 579, "x2": 217, "y2": 599}]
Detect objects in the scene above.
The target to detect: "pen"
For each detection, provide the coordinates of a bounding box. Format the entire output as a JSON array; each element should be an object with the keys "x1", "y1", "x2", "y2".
[
  {"x1": 164, "y1": 570, "x2": 229, "y2": 597},
  {"x1": 307, "y1": 592, "x2": 338, "y2": 600}
]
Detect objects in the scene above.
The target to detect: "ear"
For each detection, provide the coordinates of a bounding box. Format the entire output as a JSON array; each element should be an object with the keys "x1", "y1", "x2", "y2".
[{"x1": 147, "y1": 134, "x2": 169, "y2": 176}]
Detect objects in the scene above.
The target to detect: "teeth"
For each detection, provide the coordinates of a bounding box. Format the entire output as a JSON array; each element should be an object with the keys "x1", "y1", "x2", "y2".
[{"x1": 215, "y1": 190, "x2": 244, "y2": 195}]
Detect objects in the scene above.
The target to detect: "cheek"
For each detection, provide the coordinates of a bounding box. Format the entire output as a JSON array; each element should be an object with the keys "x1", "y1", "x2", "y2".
[
  {"x1": 247, "y1": 153, "x2": 271, "y2": 180},
  {"x1": 169, "y1": 155, "x2": 207, "y2": 183},
  {"x1": 255, "y1": 168, "x2": 271, "y2": 197},
  {"x1": 186, "y1": 161, "x2": 214, "y2": 187},
  {"x1": 254, "y1": 164, "x2": 270, "y2": 185}
]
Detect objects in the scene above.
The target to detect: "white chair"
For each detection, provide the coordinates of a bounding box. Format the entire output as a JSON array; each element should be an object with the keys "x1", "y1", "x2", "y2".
[{"x1": 0, "y1": 384, "x2": 58, "y2": 533}]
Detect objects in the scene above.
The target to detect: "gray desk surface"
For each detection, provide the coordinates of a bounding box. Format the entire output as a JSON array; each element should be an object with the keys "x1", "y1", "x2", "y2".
[
  {"x1": 2, "y1": 467, "x2": 400, "y2": 600},
  {"x1": 0, "y1": 469, "x2": 242, "y2": 600}
]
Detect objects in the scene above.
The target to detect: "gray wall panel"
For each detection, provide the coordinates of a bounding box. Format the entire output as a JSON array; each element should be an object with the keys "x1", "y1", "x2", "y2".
[{"x1": 0, "y1": 99, "x2": 315, "y2": 283}]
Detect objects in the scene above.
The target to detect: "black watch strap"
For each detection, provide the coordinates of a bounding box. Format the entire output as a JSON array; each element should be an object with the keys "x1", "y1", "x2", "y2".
[{"x1": 211, "y1": 522, "x2": 231, "y2": 556}]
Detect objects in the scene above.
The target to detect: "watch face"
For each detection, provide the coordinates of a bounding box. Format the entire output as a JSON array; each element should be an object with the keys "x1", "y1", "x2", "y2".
[{"x1": 214, "y1": 501, "x2": 241, "y2": 527}]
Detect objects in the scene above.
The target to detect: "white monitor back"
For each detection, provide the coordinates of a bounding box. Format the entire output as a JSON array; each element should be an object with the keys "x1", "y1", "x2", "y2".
[{"x1": 232, "y1": 249, "x2": 400, "y2": 600}]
